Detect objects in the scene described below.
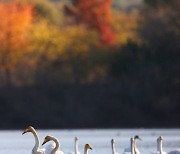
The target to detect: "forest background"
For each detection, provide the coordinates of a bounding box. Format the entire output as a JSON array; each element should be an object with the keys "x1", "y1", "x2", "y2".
[{"x1": 0, "y1": 0, "x2": 179, "y2": 129}]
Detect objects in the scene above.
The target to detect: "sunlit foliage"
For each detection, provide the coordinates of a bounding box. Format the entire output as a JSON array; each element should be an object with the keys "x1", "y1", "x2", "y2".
[
  {"x1": 112, "y1": 9, "x2": 141, "y2": 46},
  {"x1": 73, "y1": 0, "x2": 116, "y2": 46},
  {"x1": 0, "y1": 0, "x2": 33, "y2": 85}
]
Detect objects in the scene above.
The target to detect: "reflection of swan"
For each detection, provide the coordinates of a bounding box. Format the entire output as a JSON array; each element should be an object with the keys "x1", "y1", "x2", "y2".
[
  {"x1": 84, "y1": 144, "x2": 92, "y2": 154},
  {"x1": 111, "y1": 139, "x2": 119, "y2": 154},
  {"x1": 42, "y1": 136, "x2": 64, "y2": 154},
  {"x1": 134, "y1": 135, "x2": 142, "y2": 154},
  {"x1": 123, "y1": 138, "x2": 135, "y2": 154},
  {"x1": 22, "y1": 126, "x2": 48, "y2": 154},
  {"x1": 152, "y1": 136, "x2": 167, "y2": 154},
  {"x1": 68, "y1": 136, "x2": 80, "y2": 154}
]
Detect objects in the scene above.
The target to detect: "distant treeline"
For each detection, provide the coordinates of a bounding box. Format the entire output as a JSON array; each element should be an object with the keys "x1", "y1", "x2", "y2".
[
  {"x1": 0, "y1": 0, "x2": 179, "y2": 129},
  {"x1": 0, "y1": 82, "x2": 179, "y2": 129},
  {"x1": 0, "y1": 68, "x2": 179, "y2": 129}
]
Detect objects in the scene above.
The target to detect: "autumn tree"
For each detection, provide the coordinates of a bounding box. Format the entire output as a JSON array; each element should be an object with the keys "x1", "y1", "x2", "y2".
[
  {"x1": 0, "y1": 0, "x2": 33, "y2": 85},
  {"x1": 68, "y1": 0, "x2": 116, "y2": 47}
]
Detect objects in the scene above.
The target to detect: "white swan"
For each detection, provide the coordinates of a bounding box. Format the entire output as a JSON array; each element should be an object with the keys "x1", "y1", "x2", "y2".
[
  {"x1": 111, "y1": 139, "x2": 119, "y2": 154},
  {"x1": 134, "y1": 135, "x2": 142, "y2": 154},
  {"x1": 123, "y1": 138, "x2": 135, "y2": 154},
  {"x1": 152, "y1": 136, "x2": 167, "y2": 154},
  {"x1": 84, "y1": 144, "x2": 92, "y2": 154},
  {"x1": 42, "y1": 135, "x2": 64, "y2": 154},
  {"x1": 22, "y1": 126, "x2": 53, "y2": 154},
  {"x1": 123, "y1": 136, "x2": 141, "y2": 154},
  {"x1": 68, "y1": 136, "x2": 80, "y2": 154}
]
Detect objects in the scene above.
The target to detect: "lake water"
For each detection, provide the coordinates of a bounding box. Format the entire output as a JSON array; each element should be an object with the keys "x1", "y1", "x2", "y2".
[{"x1": 0, "y1": 129, "x2": 180, "y2": 154}]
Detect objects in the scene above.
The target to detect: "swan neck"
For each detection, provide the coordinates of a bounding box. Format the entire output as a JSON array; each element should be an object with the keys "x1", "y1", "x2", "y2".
[
  {"x1": 52, "y1": 137, "x2": 60, "y2": 153},
  {"x1": 159, "y1": 140, "x2": 163, "y2": 154},
  {"x1": 131, "y1": 139, "x2": 135, "y2": 154},
  {"x1": 31, "y1": 129, "x2": 40, "y2": 152},
  {"x1": 134, "y1": 139, "x2": 137, "y2": 152},
  {"x1": 84, "y1": 146, "x2": 88, "y2": 154},
  {"x1": 111, "y1": 142, "x2": 116, "y2": 154},
  {"x1": 75, "y1": 139, "x2": 78, "y2": 154}
]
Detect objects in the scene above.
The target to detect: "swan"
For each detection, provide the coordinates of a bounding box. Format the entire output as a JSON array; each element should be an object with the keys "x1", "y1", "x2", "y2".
[
  {"x1": 68, "y1": 136, "x2": 80, "y2": 154},
  {"x1": 123, "y1": 136, "x2": 141, "y2": 154},
  {"x1": 134, "y1": 135, "x2": 142, "y2": 154},
  {"x1": 84, "y1": 144, "x2": 92, "y2": 154},
  {"x1": 123, "y1": 138, "x2": 135, "y2": 154},
  {"x1": 152, "y1": 136, "x2": 167, "y2": 154},
  {"x1": 42, "y1": 135, "x2": 64, "y2": 154},
  {"x1": 111, "y1": 139, "x2": 119, "y2": 154},
  {"x1": 22, "y1": 126, "x2": 53, "y2": 154}
]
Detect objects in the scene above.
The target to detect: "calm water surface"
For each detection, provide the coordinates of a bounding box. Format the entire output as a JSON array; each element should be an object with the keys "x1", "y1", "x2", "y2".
[{"x1": 0, "y1": 129, "x2": 180, "y2": 154}]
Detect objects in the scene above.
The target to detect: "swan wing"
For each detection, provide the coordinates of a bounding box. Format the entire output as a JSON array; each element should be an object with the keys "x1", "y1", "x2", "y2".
[
  {"x1": 45, "y1": 142, "x2": 56, "y2": 154},
  {"x1": 33, "y1": 148, "x2": 46, "y2": 154}
]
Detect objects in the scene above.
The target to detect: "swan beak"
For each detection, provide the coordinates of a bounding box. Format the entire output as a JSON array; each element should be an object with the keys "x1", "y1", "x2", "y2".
[
  {"x1": 22, "y1": 128, "x2": 29, "y2": 135},
  {"x1": 42, "y1": 138, "x2": 48, "y2": 145},
  {"x1": 22, "y1": 132, "x2": 26, "y2": 135},
  {"x1": 42, "y1": 141, "x2": 46, "y2": 145}
]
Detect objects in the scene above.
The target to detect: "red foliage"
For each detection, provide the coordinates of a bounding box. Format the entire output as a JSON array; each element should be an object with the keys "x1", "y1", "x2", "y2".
[{"x1": 74, "y1": 0, "x2": 116, "y2": 47}]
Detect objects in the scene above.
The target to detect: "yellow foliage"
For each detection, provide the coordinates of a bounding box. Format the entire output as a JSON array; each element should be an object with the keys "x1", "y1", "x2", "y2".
[
  {"x1": 112, "y1": 9, "x2": 141, "y2": 46},
  {"x1": 27, "y1": 19, "x2": 98, "y2": 64}
]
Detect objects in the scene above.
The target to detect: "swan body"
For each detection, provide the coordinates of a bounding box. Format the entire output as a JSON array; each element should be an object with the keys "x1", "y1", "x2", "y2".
[
  {"x1": 22, "y1": 126, "x2": 51, "y2": 154},
  {"x1": 84, "y1": 144, "x2": 92, "y2": 154},
  {"x1": 68, "y1": 136, "x2": 80, "y2": 154},
  {"x1": 46, "y1": 142, "x2": 56, "y2": 154},
  {"x1": 151, "y1": 136, "x2": 167, "y2": 154},
  {"x1": 123, "y1": 138, "x2": 135, "y2": 154},
  {"x1": 42, "y1": 136, "x2": 64, "y2": 154},
  {"x1": 111, "y1": 139, "x2": 119, "y2": 154},
  {"x1": 168, "y1": 149, "x2": 180, "y2": 154}
]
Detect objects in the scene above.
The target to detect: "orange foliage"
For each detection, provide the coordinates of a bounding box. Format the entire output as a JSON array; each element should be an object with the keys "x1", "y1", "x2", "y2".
[
  {"x1": 0, "y1": 0, "x2": 34, "y2": 51},
  {"x1": 0, "y1": 0, "x2": 34, "y2": 84},
  {"x1": 74, "y1": 0, "x2": 115, "y2": 47}
]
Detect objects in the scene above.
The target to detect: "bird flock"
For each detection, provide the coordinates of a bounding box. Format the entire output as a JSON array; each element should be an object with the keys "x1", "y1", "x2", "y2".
[{"x1": 22, "y1": 126, "x2": 180, "y2": 154}]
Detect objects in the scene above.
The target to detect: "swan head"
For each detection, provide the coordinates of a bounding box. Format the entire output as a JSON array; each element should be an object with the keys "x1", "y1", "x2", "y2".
[
  {"x1": 42, "y1": 136, "x2": 52, "y2": 145},
  {"x1": 158, "y1": 136, "x2": 164, "y2": 141},
  {"x1": 111, "y1": 139, "x2": 115, "y2": 143},
  {"x1": 134, "y1": 135, "x2": 142, "y2": 141},
  {"x1": 22, "y1": 126, "x2": 35, "y2": 134},
  {"x1": 75, "y1": 136, "x2": 79, "y2": 141},
  {"x1": 131, "y1": 137, "x2": 134, "y2": 142},
  {"x1": 85, "y1": 144, "x2": 92, "y2": 150}
]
